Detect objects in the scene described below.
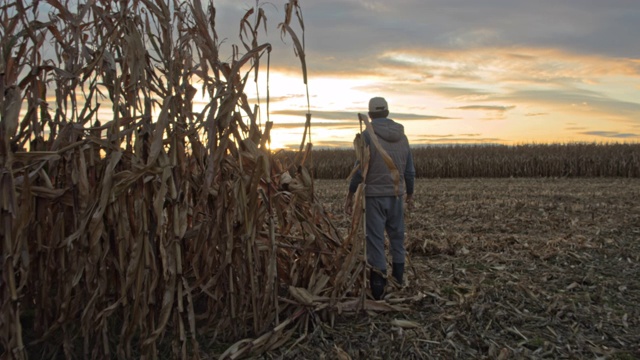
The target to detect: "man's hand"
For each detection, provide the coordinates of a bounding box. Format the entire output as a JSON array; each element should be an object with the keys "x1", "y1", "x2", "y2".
[
  {"x1": 344, "y1": 193, "x2": 354, "y2": 215},
  {"x1": 405, "y1": 194, "x2": 414, "y2": 211}
]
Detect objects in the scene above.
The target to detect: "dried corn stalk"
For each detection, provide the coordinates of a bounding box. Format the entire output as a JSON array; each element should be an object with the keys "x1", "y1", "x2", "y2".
[{"x1": 0, "y1": 1, "x2": 372, "y2": 359}]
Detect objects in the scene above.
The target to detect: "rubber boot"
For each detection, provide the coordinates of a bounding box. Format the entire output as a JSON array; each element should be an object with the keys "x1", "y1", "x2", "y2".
[
  {"x1": 392, "y1": 262, "x2": 404, "y2": 286},
  {"x1": 370, "y1": 269, "x2": 387, "y2": 300}
]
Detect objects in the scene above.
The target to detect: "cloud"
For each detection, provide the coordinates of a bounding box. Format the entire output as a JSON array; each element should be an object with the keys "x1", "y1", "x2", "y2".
[
  {"x1": 272, "y1": 109, "x2": 450, "y2": 121},
  {"x1": 271, "y1": 121, "x2": 358, "y2": 130},
  {"x1": 425, "y1": 86, "x2": 493, "y2": 100},
  {"x1": 579, "y1": 131, "x2": 639, "y2": 139},
  {"x1": 453, "y1": 105, "x2": 515, "y2": 112},
  {"x1": 384, "y1": 47, "x2": 639, "y2": 85},
  {"x1": 418, "y1": 133, "x2": 482, "y2": 138},
  {"x1": 415, "y1": 137, "x2": 504, "y2": 144},
  {"x1": 177, "y1": 1, "x2": 640, "y2": 82},
  {"x1": 393, "y1": 113, "x2": 452, "y2": 121},
  {"x1": 445, "y1": 28, "x2": 502, "y2": 48},
  {"x1": 273, "y1": 110, "x2": 355, "y2": 120},
  {"x1": 413, "y1": 133, "x2": 503, "y2": 144},
  {"x1": 302, "y1": 0, "x2": 640, "y2": 63},
  {"x1": 355, "y1": 0, "x2": 391, "y2": 13},
  {"x1": 446, "y1": 105, "x2": 515, "y2": 121},
  {"x1": 499, "y1": 89, "x2": 640, "y2": 120},
  {"x1": 247, "y1": 94, "x2": 306, "y2": 104}
]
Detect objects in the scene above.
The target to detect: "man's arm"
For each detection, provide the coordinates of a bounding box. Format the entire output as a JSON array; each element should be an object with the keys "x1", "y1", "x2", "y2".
[
  {"x1": 344, "y1": 191, "x2": 355, "y2": 215},
  {"x1": 349, "y1": 161, "x2": 363, "y2": 194},
  {"x1": 405, "y1": 149, "x2": 416, "y2": 210}
]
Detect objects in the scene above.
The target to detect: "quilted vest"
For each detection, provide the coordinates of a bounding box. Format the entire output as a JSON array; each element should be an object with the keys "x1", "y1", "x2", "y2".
[{"x1": 365, "y1": 118, "x2": 410, "y2": 197}]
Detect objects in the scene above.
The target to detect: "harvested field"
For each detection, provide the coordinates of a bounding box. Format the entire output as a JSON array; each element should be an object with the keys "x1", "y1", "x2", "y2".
[
  {"x1": 2, "y1": 0, "x2": 639, "y2": 358},
  {"x1": 264, "y1": 177, "x2": 640, "y2": 360}
]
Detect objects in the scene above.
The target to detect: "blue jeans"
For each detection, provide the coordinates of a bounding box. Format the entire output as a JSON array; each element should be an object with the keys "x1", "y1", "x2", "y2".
[{"x1": 365, "y1": 196, "x2": 405, "y2": 272}]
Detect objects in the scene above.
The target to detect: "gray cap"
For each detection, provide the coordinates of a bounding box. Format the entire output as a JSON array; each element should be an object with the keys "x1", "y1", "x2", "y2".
[{"x1": 368, "y1": 97, "x2": 388, "y2": 112}]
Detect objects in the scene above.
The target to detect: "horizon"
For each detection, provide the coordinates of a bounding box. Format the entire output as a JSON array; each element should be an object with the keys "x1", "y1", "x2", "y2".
[{"x1": 280, "y1": 141, "x2": 640, "y2": 152}]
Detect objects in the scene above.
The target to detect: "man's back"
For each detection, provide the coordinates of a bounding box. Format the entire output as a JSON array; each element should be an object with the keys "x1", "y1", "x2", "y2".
[{"x1": 365, "y1": 118, "x2": 411, "y2": 197}]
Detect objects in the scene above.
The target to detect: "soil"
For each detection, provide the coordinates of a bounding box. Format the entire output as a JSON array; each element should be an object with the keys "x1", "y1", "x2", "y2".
[{"x1": 266, "y1": 178, "x2": 640, "y2": 360}]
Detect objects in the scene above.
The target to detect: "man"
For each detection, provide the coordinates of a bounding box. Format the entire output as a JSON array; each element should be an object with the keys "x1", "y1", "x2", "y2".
[{"x1": 345, "y1": 97, "x2": 415, "y2": 300}]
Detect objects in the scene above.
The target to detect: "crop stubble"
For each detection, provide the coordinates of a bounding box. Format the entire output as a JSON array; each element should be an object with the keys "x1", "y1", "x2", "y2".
[{"x1": 298, "y1": 177, "x2": 640, "y2": 360}]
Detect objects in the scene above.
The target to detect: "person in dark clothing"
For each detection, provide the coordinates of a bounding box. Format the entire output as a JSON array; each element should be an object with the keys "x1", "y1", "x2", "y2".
[{"x1": 345, "y1": 97, "x2": 416, "y2": 300}]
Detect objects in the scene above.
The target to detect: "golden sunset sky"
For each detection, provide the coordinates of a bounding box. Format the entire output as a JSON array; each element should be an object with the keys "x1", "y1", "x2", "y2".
[{"x1": 210, "y1": 0, "x2": 640, "y2": 149}]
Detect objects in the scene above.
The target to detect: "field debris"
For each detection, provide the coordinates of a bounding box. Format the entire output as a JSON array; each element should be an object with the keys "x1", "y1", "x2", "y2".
[{"x1": 285, "y1": 178, "x2": 640, "y2": 360}]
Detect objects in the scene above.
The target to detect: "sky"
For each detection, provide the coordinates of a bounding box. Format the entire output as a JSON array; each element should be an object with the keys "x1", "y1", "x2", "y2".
[{"x1": 207, "y1": 0, "x2": 640, "y2": 149}]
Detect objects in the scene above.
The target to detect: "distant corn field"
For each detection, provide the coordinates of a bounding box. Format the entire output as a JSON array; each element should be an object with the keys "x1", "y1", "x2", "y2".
[
  {"x1": 309, "y1": 143, "x2": 640, "y2": 179},
  {"x1": 0, "y1": 1, "x2": 371, "y2": 359}
]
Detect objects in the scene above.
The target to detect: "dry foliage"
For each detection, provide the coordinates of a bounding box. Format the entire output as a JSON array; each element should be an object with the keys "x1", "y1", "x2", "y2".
[{"x1": 0, "y1": 1, "x2": 378, "y2": 359}]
